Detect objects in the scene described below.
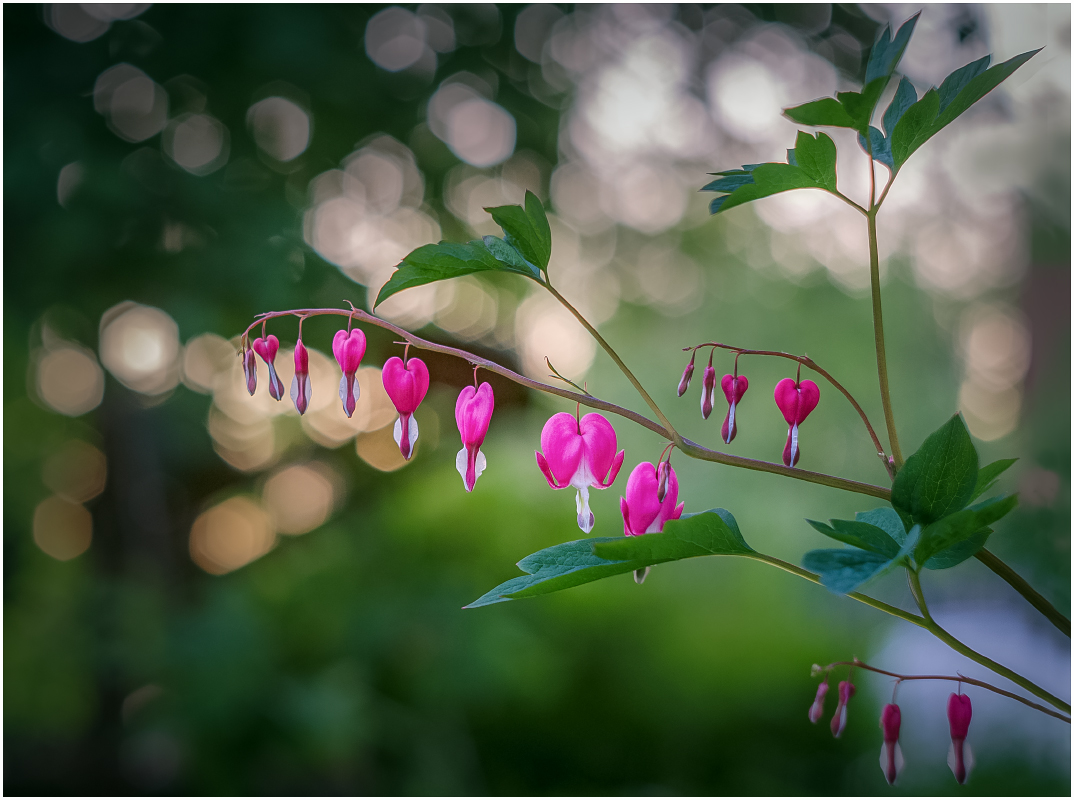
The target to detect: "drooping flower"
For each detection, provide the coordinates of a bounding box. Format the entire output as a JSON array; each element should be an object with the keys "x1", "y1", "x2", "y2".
[
  {"x1": 455, "y1": 382, "x2": 494, "y2": 492},
  {"x1": 620, "y1": 461, "x2": 685, "y2": 536},
  {"x1": 808, "y1": 681, "x2": 829, "y2": 724},
  {"x1": 947, "y1": 692, "x2": 974, "y2": 785},
  {"x1": 243, "y1": 347, "x2": 258, "y2": 396},
  {"x1": 830, "y1": 679, "x2": 856, "y2": 738},
  {"x1": 252, "y1": 334, "x2": 285, "y2": 401},
  {"x1": 333, "y1": 328, "x2": 367, "y2": 418},
  {"x1": 701, "y1": 364, "x2": 717, "y2": 419},
  {"x1": 536, "y1": 412, "x2": 625, "y2": 533},
  {"x1": 677, "y1": 352, "x2": 696, "y2": 397},
  {"x1": 290, "y1": 337, "x2": 312, "y2": 415},
  {"x1": 721, "y1": 373, "x2": 749, "y2": 444},
  {"x1": 880, "y1": 703, "x2": 904, "y2": 785},
  {"x1": 774, "y1": 377, "x2": 820, "y2": 466},
  {"x1": 382, "y1": 355, "x2": 430, "y2": 461}
]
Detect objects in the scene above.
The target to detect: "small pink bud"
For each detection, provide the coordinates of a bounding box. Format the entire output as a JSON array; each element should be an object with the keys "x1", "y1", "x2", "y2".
[
  {"x1": 332, "y1": 328, "x2": 367, "y2": 418},
  {"x1": 244, "y1": 348, "x2": 257, "y2": 396},
  {"x1": 656, "y1": 460, "x2": 669, "y2": 503},
  {"x1": 677, "y1": 355, "x2": 696, "y2": 397},
  {"x1": 879, "y1": 703, "x2": 904, "y2": 785},
  {"x1": 535, "y1": 412, "x2": 625, "y2": 533},
  {"x1": 808, "y1": 681, "x2": 829, "y2": 724},
  {"x1": 252, "y1": 334, "x2": 285, "y2": 401},
  {"x1": 720, "y1": 374, "x2": 749, "y2": 444},
  {"x1": 382, "y1": 355, "x2": 430, "y2": 461},
  {"x1": 830, "y1": 679, "x2": 855, "y2": 738},
  {"x1": 773, "y1": 377, "x2": 820, "y2": 467},
  {"x1": 700, "y1": 365, "x2": 717, "y2": 420},
  {"x1": 290, "y1": 338, "x2": 312, "y2": 415},
  {"x1": 456, "y1": 382, "x2": 494, "y2": 492},
  {"x1": 620, "y1": 461, "x2": 685, "y2": 536},
  {"x1": 947, "y1": 693, "x2": 974, "y2": 784}
]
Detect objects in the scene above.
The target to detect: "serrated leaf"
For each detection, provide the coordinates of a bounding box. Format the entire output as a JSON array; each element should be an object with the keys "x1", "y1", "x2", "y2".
[
  {"x1": 891, "y1": 414, "x2": 979, "y2": 525},
  {"x1": 864, "y1": 13, "x2": 920, "y2": 85},
  {"x1": 924, "y1": 527, "x2": 991, "y2": 570},
  {"x1": 375, "y1": 240, "x2": 540, "y2": 307},
  {"x1": 889, "y1": 88, "x2": 940, "y2": 169},
  {"x1": 709, "y1": 195, "x2": 731, "y2": 215},
  {"x1": 482, "y1": 235, "x2": 540, "y2": 277},
  {"x1": 465, "y1": 510, "x2": 752, "y2": 608},
  {"x1": 806, "y1": 518, "x2": 901, "y2": 558},
  {"x1": 801, "y1": 548, "x2": 893, "y2": 594},
  {"x1": 793, "y1": 131, "x2": 838, "y2": 190},
  {"x1": 882, "y1": 76, "x2": 918, "y2": 137},
  {"x1": 855, "y1": 507, "x2": 907, "y2": 544},
  {"x1": 701, "y1": 174, "x2": 754, "y2": 193},
  {"x1": 936, "y1": 55, "x2": 991, "y2": 112},
  {"x1": 971, "y1": 458, "x2": 1018, "y2": 502},
  {"x1": 858, "y1": 126, "x2": 894, "y2": 170},
  {"x1": 485, "y1": 190, "x2": 552, "y2": 271},
  {"x1": 836, "y1": 79, "x2": 888, "y2": 133},
  {"x1": 914, "y1": 494, "x2": 1018, "y2": 565},
  {"x1": 783, "y1": 97, "x2": 857, "y2": 129}
]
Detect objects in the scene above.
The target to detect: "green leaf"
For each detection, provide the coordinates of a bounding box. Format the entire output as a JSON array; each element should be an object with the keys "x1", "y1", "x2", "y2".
[
  {"x1": 482, "y1": 235, "x2": 539, "y2": 276},
  {"x1": 835, "y1": 79, "x2": 888, "y2": 133},
  {"x1": 465, "y1": 510, "x2": 752, "y2": 608},
  {"x1": 888, "y1": 88, "x2": 940, "y2": 169},
  {"x1": 914, "y1": 494, "x2": 1018, "y2": 565},
  {"x1": 924, "y1": 527, "x2": 991, "y2": 570},
  {"x1": 883, "y1": 76, "x2": 918, "y2": 137},
  {"x1": 792, "y1": 131, "x2": 838, "y2": 191},
  {"x1": 783, "y1": 97, "x2": 857, "y2": 129},
  {"x1": 936, "y1": 55, "x2": 991, "y2": 112},
  {"x1": 971, "y1": 458, "x2": 1018, "y2": 502},
  {"x1": 485, "y1": 190, "x2": 552, "y2": 271},
  {"x1": 854, "y1": 507, "x2": 907, "y2": 544},
  {"x1": 806, "y1": 518, "x2": 901, "y2": 558},
  {"x1": 858, "y1": 126, "x2": 893, "y2": 171},
  {"x1": 891, "y1": 414, "x2": 979, "y2": 525},
  {"x1": 801, "y1": 548, "x2": 892, "y2": 594},
  {"x1": 864, "y1": 13, "x2": 920, "y2": 84}
]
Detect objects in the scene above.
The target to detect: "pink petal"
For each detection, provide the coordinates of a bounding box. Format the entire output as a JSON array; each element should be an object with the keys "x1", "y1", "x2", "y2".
[
  {"x1": 596, "y1": 449, "x2": 626, "y2": 489},
  {"x1": 578, "y1": 413, "x2": 619, "y2": 482},
  {"x1": 797, "y1": 379, "x2": 820, "y2": 422},
  {"x1": 721, "y1": 374, "x2": 748, "y2": 404},
  {"x1": 535, "y1": 451, "x2": 565, "y2": 489},
  {"x1": 538, "y1": 412, "x2": 584, "y2": 487},
  {"x1": 774, "y1": 378, "x2": 800, "y2": 425},
  {"x1": 456, "y1": 383, "x2": 494, "y2": 447},
  {"x1": 383, "y1": 356, "x2": 430, "y2": 415},
  {"x1": 252, "y1": 334, "x2": 279, "y2": 363}
]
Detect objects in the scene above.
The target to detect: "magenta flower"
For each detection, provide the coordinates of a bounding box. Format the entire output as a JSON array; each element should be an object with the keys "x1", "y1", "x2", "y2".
[
  {"x1": 721, "y1": 373, "x2": 749, "y2": 444},
  {"x1": 774, "y1": 377, "x2": 820, "y2": 466},
  {"x1": 333, "y1": 328, "x2": 367, "y2": 418},
  {"x1": 947, "y1": 692, "x2": 974, "y2": 784},
  {"x1": 880, "y1": 703, "x2": 904, "y2": 785},
  {"x1": 244, "y1": 347, "x2": 258, "y2": 396},
  {"x1": 290, "y1": 338, "x2": 312, "y2": 415},
  {"x1": 252, "y1": 334, "x2": 285, "y2": 401},
  {"x1": 808, "y1": 681, "x2": 829, "y2": 724},
  {"x1": 830, "y1": 679, "x2": 855, "y2": 738},
  {"x1": 382, "y1": 355, "x2": 430, "y2": 461},
  {"x1": 700, "y1": 364, "x2": 717, "y2": 419},
  {"x1": 677, "y1": 353, "x2": 695, "y2": 397},
  {"x1": 536, "y1": 412, "x2": 625, "y2": 533},
  {"x1": 456, "y1": 382, "x2": 494, "y2": 492},
  {"x1": 620, "y1": 461, "x2": 685, "y2": 536}
]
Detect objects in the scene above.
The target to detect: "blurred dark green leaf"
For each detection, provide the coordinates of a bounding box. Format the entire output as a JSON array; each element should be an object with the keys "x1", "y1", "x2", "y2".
[
  {"x1": 915, "y1": 494, "x2": 1018, "y2": 565},
  {"x1": 972, "y1": 458, "x2": 1019, "y2": 502},
  {"x1": 806, "y1": 517, "x2": 901, "y2": 558}
]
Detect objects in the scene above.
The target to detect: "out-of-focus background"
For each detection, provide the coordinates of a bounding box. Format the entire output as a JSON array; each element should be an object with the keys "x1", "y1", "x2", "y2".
[{"x1": 5, "y1": 3, "x2": 1069, "y2": 794}]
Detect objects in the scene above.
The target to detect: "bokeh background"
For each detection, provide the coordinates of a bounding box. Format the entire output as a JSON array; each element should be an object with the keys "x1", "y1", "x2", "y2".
[{"x1": 5, "y1": 3, "x2": 1070, "y2": 794}]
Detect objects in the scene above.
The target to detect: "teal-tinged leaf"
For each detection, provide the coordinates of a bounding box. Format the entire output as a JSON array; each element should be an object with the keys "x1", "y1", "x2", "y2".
[
  {"x1": 701, "y1": 174, "x2": 754, "y2": 193},
  {"x1": 924, "y1": 527, "x2": 991, "y2": 570},
  {"x1": 806, "y1": 518, "x2": 901, "y2": 558},
  {"x1": 465, "y1": 509, "x2": 752, "y2": 608},
  {"x1": 783, "y1": 97, "x2": 857, "y2": 129},
  {"x1": 891, "y1": 414, "x2": 979, "y2": 525},
  {"x1": 936, "y1": 55, "x2": 991, "y2": 112},
  {"x1": 375, "y1": 240, "x2": 538, "y2": 307},
  {"x1": 709, "y1": 195, "x2": 731, "y2": 215},
  {"x1": 855, "y1": 507, "x2": 906, "y2": 544},
  {"x1": 786, "y1": 148, "x2": 797, "y2": 167},
  {"x1": 882, "y1": 77, "x2": 918, "y2": 136},
  {"x1": 864, "y1": 13, "x2": 920, "y2": 84},
  {"x1": 793, "y1": 131, "x2": 838, "y2": 190},
  {"x1": 914, "y1": 494, "x2": 1018, "y2": 565},
  {"x1": 711, "y1": 159, "x2": 832, "y2": 215},
  {"x1": 889, "y1": 88, "x2": 940, "y2": 169},
  {"x1": 482, "y1": 235, "x2": 540, "y2": 277},
  {"x1": 971, "y1": 458, "x2": 1018, "y2": 502},
  {"x1": 858, "y1": 126, "x2": 893, "y2": 170},
  {"x1": 485, "y1": 190, "x2": 552, "y2": 270},
  {"x1": 836, "y1": 79, "x2": 888, "y2": 133},
  {"x1": 802, "y1": 548, "x2": 892, "y2": 594}
]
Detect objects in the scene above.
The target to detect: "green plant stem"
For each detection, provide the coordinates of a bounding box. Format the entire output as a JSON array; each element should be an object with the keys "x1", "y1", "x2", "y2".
[
  {"x1": 907, "y1": 569, "x2": 1070, "y2": 714},
  {"x1": 867, "y1": 207, "x2": 904, "y2": 469},
  {"x1": 975, "y1": 548, "x2": 1071, "y2": 637}
]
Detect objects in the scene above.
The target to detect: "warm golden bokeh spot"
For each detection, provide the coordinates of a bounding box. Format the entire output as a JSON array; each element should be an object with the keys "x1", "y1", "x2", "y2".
[
  {"x1": 99, "y1": 302, "x2": 181, "y2": 395},
  {"x1": 33, "y1": 496, "x2": 93, "y2": 561},
  {"x1": 181, "y1": 333, "x2": 236, "y2": 394},
  {"x1": 301, "y1": 365, "x2": 397, "y2": 447},
  {"x1": 189, "y1": 496, "x2": 276, "y2": 575},
  {"x1": 42, "y1": 440, "x2": 107, "y2": 503},
  {"x1": 262, "y1": 462, "x2": 339, "y2": 535},
  {"x1": 36, "y1": 345, "x2": 105, "y2": 417},
  {"x1": 356, "y1": 424, "x2": 413, "y2": 472}
]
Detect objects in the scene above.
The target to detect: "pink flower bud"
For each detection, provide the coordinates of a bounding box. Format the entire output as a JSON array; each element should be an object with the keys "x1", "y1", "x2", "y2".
[
  {"x1": 720, "y1": 374, "x2": 749, "y2": 444},
  {"x1": 535, "y1": 412, "x2": 625, "y2": 533},
  {"x1": 252, "y1": 334, "x2": 285, "y2": 401},
  {"x1": 700, "y1": 365, "x2": 717, "y2": 420},
  {"x1": 382, "y1": 355, "x2": 430, "y2": 461},
  {"x1": 655, "y1": 460, "x2": 669, "y2": 502},
  {"x1": 244, "y1": 348, "x2": 258, "y2": 396},
  {"x1": 677, "y1": 355, "x2": 695, "y2": 397},
  {"x1": 808, "y1": 681, "x2": 829, "y2": 724},
  {"x1": 620, "y1": 461, "x2": 685, "y2": 536},
  {"x1": 947, "y1": 693, "x2": 974, "y2": 784},
  {"x1": 773, "y1": 377, "x2": 820, "y2": 467},
  {"x1": 455, "y1": 382, "x2": 494, "y2": 492},
  {"x1": 880, "y1": 703, "x2": 904, "y2": 785},
  {"x1": 290, "y1": 338, "x2": 312, "y2": 415},
  {"x1": 332, "y1": 328, "x2": 367, "y2": 418},
  {"x1": 830, "y1": 679, "x2": 855, "y2": 738}
]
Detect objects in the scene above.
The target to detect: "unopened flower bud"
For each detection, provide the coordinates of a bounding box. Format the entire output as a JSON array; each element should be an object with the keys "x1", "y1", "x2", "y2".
[
  {"x1": 880, "y1": 703, "x2": 904, "y2": 785},
  {"x1": 677, "y1": 355, "x2": 696, "y2": 397},
  {"x1": 243, "y1": 348, "x2": 257, "y2": 396},
  {"x1": 831, "y1": 679, "x2": 855, "y2": 738},
  {"x1": 947, "y1": 693, "x2": 974, "y2": 784},
  {"x1": 290, "y1": 338, "x2": 312, "y2": 415},
  {"x1": 656, "y1": 460, "x2": 669, "y2": 503},
  {"x1": 700, "y1": 365, "x2": 717, "y2": 420},
  {"x1": 808, "y1": 681, "x2": 829, "y2": 724}
]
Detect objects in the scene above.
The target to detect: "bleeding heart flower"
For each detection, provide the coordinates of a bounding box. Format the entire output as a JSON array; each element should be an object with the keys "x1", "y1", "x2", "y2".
[
  {"x1": 831, "y1": 679, "x2": 855, "y2": 738},
  {"x1": 721, "y1": 373, "x2": 749, "y2": 444},
  {"x1": 947, "y1": 693, "x2": 974, "y2": 785},
  {"x1": 808, "y1": 681, "x2": 829, "y2": 724},
  {"x1": 456, "y1": 382, "x2": 494, "y2": 492},
  {"x1": 290, "y1": 338, "x2": 312, "y2": 415},
  {"x1": 701, "y1": 364, "x2": 717, "y2": 420},
  {"x1": 774, "y1": 377, "x2": 820, "y2": 467},
  {"x1": 677, "y1": 353, "x2": 696, "y2": 397},
  {"x1": 536, "y1": 412, "x2": 625, "y2": 533},
  {"x1": 243, "y1": 348, "x2": 258, "y2": 396},
  {"x1": 252, "y1": 334, "x2": 284, "y2": 401},
  {"x1": 620, "y1": 461, "x2": 685, "y2": 536},
  {"x1": 333, "y1": 328, "x2": 367, "y2": 418},
  {"x1": 382, "y1": 355, "x2": 430, "y2": 461},
  {"x1": 880, "y1": 703, "x2": 904, "y2": 785}
]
